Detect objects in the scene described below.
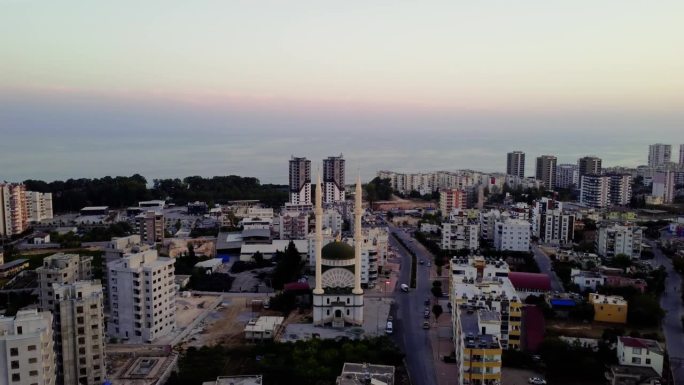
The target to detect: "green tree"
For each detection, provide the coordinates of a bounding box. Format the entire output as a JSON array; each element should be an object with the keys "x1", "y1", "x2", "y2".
[
  {"x1": 432, "y1": 304, "x2": 443, "y2": 321},
  {"x1": 628, "y1": 295, "x2": 664, "y2": 327}
]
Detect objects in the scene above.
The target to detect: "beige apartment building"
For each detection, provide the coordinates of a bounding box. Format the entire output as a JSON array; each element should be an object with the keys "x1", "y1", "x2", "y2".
[{"x1": 0, "y1": 309, "x2": 56, "y2": 385}]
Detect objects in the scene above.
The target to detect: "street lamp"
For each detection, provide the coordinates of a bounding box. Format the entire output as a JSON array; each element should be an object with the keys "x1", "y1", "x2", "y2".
[{"x1": 384, "y1": 280, "x2": 390, "y2": 294}]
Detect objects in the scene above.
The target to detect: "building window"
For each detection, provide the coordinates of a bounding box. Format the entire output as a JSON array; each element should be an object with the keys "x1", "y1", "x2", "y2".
[
  {"x1": 11, "y1": 360, "x2": 19, "y2": 369},
  {"x1": 632, "y1": 348, "x2": 642, "y2": 355},
  {"x1": 10, "y1": 347, "x2": 18, "y2": 356},
  {"x1": 632, "y1": 357, "x2": 641, "y2": 364},
  {"x1": 11, "y1": 374, "x2": 20, "y2": 382}
]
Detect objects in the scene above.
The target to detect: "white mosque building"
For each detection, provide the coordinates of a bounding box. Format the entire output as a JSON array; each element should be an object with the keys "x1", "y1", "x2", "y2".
[{"x1": 312, "y1": 173, "x2": 364, "y2": 327}]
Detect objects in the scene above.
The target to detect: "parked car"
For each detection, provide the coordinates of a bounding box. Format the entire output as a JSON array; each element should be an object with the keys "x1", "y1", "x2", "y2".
[
  {"x1": 419, "y1": 259, "x2": 424, "y2": 264},
  {"x1": 422, "y1": 321, "x2": 430, "y2": 329},
  {"x1": 423, "y1": 310, "x2": 430, "y2": 319},
  {"x1": 424, "y1": 297, "x2": 431, "y2": 306},
  {"x1": 528, "y1": 378, "x2": 546, "y2": 385},
  {"x1": 427, "y1": 262, "x2": 431, "y2": 267}
]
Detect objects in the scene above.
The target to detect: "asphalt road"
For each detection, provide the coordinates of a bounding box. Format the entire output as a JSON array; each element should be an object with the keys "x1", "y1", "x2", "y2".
[
  {"x1": 530, "y1": 244, "x2": 565, "y2": 292},
  {"x1": 646, "y1": 237, "x2": 684, "y2": 385},
  {"x1": 387, "y1": 223, "x2": 439, "y2": 385}
]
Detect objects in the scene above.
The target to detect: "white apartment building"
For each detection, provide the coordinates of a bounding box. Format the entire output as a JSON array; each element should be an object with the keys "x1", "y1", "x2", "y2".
[
  {"x1": 580, "y1": 174, "x2": 632, "y2": 208},
  {"x1": 571, "y1": 269, "x2": 605, "y2": 292},
  {"x1": 322, "y1": 209, "x2": 343, "y2": 235},
  {"x1": 539, "y1": 209, "x2": 574, "y2": 245},
  {"x1": 597, "y1": 223, "x2": 643, "y2": 259},
  {"x1": 479, "y1": 210, "x2": 501, "y2": 241},
  {"x1": 25, "y1": 191, "x2": 53, "y2": 223},
  {"x1": 652, "y1": 171, "x2": 675, "y2": 204},
  {"x1": 323, "y1": 155, "x2": 345, "y2": 203},
  {"x1": 107, "y1": 249, "x2": 176, "y2": 343},
  {"x1": 37, "y1": 253, "x2": 93, "y2": 311},
  {"x1": 617, "y1": 337, "x2": 664, "y2": 376},
  {"x1": 0, "y1": 310, "x2": 56, "y2": 385},
  {"x1": 289, "y1": 156, "x2": 312, "y2": 205},
  {"x1": 494, "y1": 219, "x2": 530, "y2": 252},
  {"x1": 449, "y1": 256, "x2": 523, "y2": 350},
  {"x1": 556, "y1": 164, "x2": 579, "y2": 189},
  {"x1": 648, "y1": 144, "x2": 671, "y2": 167},
  {"x1": 442, "y1": 215, "x2": 479, "y2": 251},
  {"x1": 50, "y1": 281, "x2": 106, "y2": 385}
]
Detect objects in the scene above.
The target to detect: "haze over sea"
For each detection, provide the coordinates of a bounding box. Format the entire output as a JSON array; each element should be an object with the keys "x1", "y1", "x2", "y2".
[{"x1": 1, "y1": 91, "x2": 681, "y2": 184}]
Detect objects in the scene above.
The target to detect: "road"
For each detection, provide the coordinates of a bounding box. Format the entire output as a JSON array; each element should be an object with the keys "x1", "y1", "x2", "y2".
[
  {"x1": 646, "y1": 237, "x2": 684, "y2": 385},
  {"x1": 386, "y1": 222, "x2": 439, "y2": 385},
  {"x1": 530, "y1": 244, "x2": 565, "y2": 292}
]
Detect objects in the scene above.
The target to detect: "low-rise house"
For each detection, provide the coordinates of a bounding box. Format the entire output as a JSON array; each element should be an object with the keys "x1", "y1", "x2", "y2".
[
  {"x1": 604, "y1": 275, "x2": 647, "y2": 293},
  {"x1": 244, "y1": 316, "x2": 284, "y2": 341},
  {"x1": 606, "y1": 365, "x2": 662, "y2": 385},
  {"x1": 336, "y1": 363, "x2": 395, "y2": 385},
  {"x1": 589, "y1": 293, "x2": 627, "y2": 324},
  {"x1": 617, "y1": 337, "x2": 664, "y2": 376},
  {"x1": 571, "y1": 269, "x2": 605, "y2": 292},
  {"x1": 202, "y1": 376, "x2": 264, "y2": 385},
  {"x1": 0, "y1": 259, "x2": 29, "y2": 278},
  {"x1": 30, "y1": 232, "x2": 51, "y2": 244}
]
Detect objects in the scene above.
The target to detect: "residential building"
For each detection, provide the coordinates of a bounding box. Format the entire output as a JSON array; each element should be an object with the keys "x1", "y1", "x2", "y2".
[
  {"x1": 479, "y1": 210, "x2": 501, "y2": 241},
  {"x1": 535, "y1": 155, "x2": 557, "y2": 189},
  {"x1": 570, "y1": 269, "x2": 605, "y2": 291},
  {"x1": 651, "y1": 171, "x2": 675, "y2": 204},
  {"x1": 439, "y1": 188, "x2": 467, "y2": 218},
  {"x1": 136, "y1": 210, "x2": 165, "y2": 244},
  {"x1": 323, "y1": 155, "x2": 345, "y2": 203},
  {"x1": 605, "y1": 365, "x2": 662, "y2": 385},
  {"x1": 449, "y1": 256, "x2": 523, "y2": 350},
  {"x1": 597, "y1": 223, "x2": 643, "y2": 259},
  {"x1": 506, "y1": 151, "x2": 525, "y2": 178},
  {"x1": 493, "y1": 219, "x2": 530, "y2": 252},
  {"x1": 278, "y1": 211, "x2": 309, "y2": 240},
  {"x1": 0, "y1": 259, "x2": 29, "y2": 278},
  {"x1": 580, "y1": 175, "x2": 610, "y2": 208},
  {"x1": 648, "y1": 143, "x2": 671, "y2": 167},
  {"x1": 578, "y1": 156, "x2": 602, "y2": 187},
  {"x1": 453, "y1": 308, "x2": 503, "y2": 385},
  {"x1": 322, "y1": 209, "x2": 343, "y2": 236},
  {"x1": 25, "y1": 191, "x2": 53, "y2": 223},
  {"x1": 243, "y1": 316, "x2": 284, "y2": 341},
  {"x1": 442, "y1": 212, "x2": 479, "y2": 251},
  {"x1": 617, "y1": 336, "x2": 664, "y2": 376},
  {"x1": 589, "y1": 293, "x2": 627, "y2": 323},
  {"x1": 336, "y1": 363, "x2": 395, "y2": 385},
  {"x1": 289, "y1": 156, "x2": 312, "y2": 205},
  {"x1": 202, "y1": 376, "x2": 264, "y2": 385},
  {"x1": 0, "y1": 183, "x2": 28, "y2": 237},
  {"x1": 607, "y1": 173, "x2": 633, "y2": 206},
  {"x1": 36, "y1": 253, "x2": 104, "y2": 385},
  {"x1": 0, "y1": 309, "x2": 56, "y2": 385},
  {"x1": 107, "y1": 249, "x2": 176, "y2": 343},
  {"x1": 539, "y1": 209, "x2": 574, "y2": 245},
  {"x1": 604, "y1": 275, "x2": 647, "y2": 293},
  {"x1": 555, "y1": 164, "x2": 579, "y2": 189},
  {"x1": 51, "y1": 282, "x2": 106, "y2": 385},
  {"x1": 680, "y1": 144, "x2": 684, "y2": 166}
]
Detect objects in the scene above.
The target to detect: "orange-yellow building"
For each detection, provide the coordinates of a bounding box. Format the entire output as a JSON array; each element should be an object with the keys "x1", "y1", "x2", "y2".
[{"x1": 589, "y1": 293, "x2": 627, "y2": 323}]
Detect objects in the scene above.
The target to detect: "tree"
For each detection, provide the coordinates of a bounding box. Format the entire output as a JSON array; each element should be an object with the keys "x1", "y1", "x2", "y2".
[
  {"x1": 628, "y1": 295, "x2": 664, "y2": 327},
  {"x1": 609, "y1": 254, "x2": 633, "y2": 269},
  {"x1": 432, "y1": 304, "x2": 443, "y2": 321},
  {"x1": 253, "y1": 251, "x2": 265, "y2": 266},
  {"x1": 271, "y1": 241, "x2": 303, "y2": 290}
]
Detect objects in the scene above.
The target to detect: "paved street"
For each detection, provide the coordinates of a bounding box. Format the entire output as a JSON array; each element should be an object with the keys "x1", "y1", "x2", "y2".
[
  {"x1": 531, "y1": 244, "x2": 564, "y2": 292},
  {"x1": 646, "y1": 238, "x2": 684, "y2": 385},
  {"x1": 387, "y1": 223, "x2": 439, "y2": 385}
]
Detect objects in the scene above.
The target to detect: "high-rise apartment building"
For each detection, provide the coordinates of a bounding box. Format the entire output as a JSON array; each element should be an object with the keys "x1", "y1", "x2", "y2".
[
  {"x1": 578, "y1": 156, "x2": 602, "y2": 177},
  {"x1": 289, "y1": 156, "x2": 312, "y2": 205},
  {"x1": 652, "y1": 171, "x2": 675, "y2": 204},
  {"x1": 680, "y1": 144, "x2": 684, "y2": 166},
  {"x1": 442, "y1": 211, "x2": 479, "y2": 251},
  {"x1": 0, "y1": 309, "x2": 56, "y2": 385},
  {"x1": 439, "y1": 188, "x2": 467, "y2": 218},
  {"x1": 25, "y1": 191, "x2": 53, "y2": 223},
  {"x1": 136, "y1": 210, "x2": 165, "y2": 244},
  {"x1": 107, "y1": 249, "x2": 176, "y2": 343},
  {"x1": 648, "y1": 144, "x2": 672, "y2": 167},
  {"x1": 506, "y1": 151, "x2": 525, "y2": 178},
  {"x1": 556, "y1": 164, "x2": 579, "y2": 189},
  {"x1": 580, "y1": 174, "x2": 632, "y2": 208},
  {"x1": 539, "y1": 209, "x2": 575, "y2": 245},
  {"x1": 36, "y1": 253, "x2": 105, "y2": 385},
  {"x1": 453, "y1": 307, "x2": 503, "y2": 385},
  {"x1": 535, "y1": 155, "x2": 557, "y2": 189},
  {"x1": 0, "y1": 183, "x2": 28, "y2": 237},
  {"x1": 50, "y1": 282, "x2": 106, "y2": 385},
  {"x1": 494, "y1": 219, "x2": 531, "y2": 252},
  {"x1": 597, "y1": 223, "x2": 643, "y2": 259},
  {"x1": 323, "y1": 155, "x2": 345, "y2": 203}
]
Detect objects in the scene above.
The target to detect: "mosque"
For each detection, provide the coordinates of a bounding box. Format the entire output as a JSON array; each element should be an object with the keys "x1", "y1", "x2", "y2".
[{"x1": 312, "y1": 173, "x2": 364, "y2": 327}]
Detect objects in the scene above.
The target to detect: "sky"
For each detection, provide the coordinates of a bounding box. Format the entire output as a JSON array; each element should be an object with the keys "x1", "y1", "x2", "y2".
[{"x1": 1, "y1": 1, "x2": 683, "y2": 183}]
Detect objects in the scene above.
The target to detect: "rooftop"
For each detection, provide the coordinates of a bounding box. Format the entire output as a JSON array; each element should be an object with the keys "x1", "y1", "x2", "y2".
[
  {"x1": 619, "y1": 337, "x2": 664, "y2": 355},
  {"x1": 337, "y1": 363, "x2": 395, "y2": 385},
  {"x1": 460, "y1": 310, "x2": 499, "y2": 349},
  {"x1": 508, "y1": 272, "x2": 552, "y2": 291},
  {"x1": 589, "y1": 293, "x2": 627, "y2": 306}
]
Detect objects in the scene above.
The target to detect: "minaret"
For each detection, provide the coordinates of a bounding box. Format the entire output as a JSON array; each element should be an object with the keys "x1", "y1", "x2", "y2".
[
  {"x1": 353, "y1": 174, "x2": 363, "y2": 294},
  {"x1": 313, "y1": 172, "x2": 324, "y2": 295}
]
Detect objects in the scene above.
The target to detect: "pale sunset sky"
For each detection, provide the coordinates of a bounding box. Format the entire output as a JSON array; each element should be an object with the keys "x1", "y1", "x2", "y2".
[{"x1": 1, "y1": 1, "x2": 682, "y2": 182}]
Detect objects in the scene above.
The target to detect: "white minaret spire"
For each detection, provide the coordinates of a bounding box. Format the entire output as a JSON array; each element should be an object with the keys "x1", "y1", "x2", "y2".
[
  {"x1": 353, "y1": 174, "x2": 363, "y2": 294},
  {"x1": 313, "y1": 171, "x2": 324, "y2": 295}
]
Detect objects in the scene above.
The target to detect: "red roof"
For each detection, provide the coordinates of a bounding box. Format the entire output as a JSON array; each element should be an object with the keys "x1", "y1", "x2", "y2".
[
  {"x1": 508, "y1": 272, "x2": 551, "y2": 292},
  {"x1": 283, "y1": 282, "x2": 310, "y2": 292}
]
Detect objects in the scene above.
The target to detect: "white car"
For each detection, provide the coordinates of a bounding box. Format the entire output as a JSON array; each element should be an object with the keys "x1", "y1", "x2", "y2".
[{"x1": 528, "y1": 378, "x2": 547, "y2": 385}]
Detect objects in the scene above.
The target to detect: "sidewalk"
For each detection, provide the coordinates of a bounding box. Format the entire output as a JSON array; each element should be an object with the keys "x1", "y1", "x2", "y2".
[{"x1": 429, "y1": 307, "x2": 458, "y2": 385}]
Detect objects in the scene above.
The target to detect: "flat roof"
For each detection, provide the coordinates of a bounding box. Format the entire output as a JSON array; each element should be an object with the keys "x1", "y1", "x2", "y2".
[
  {"x1": 80, "y1": 206, "x2": 109, "y2": 210},
  {"x1": 0, "y1": 259, "x2": 29, "y2": 270},
  {"x1": 460, "y1": 311, "x2": 498, "y2": 348}
]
